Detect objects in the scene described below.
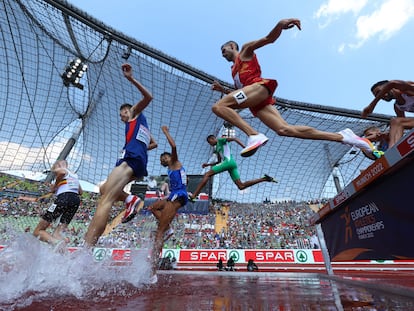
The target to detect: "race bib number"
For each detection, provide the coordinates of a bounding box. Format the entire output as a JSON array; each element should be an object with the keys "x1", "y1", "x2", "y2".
[
  {"x1": 48, "y1": 203, "x2": 57, "y2": 212},
  {"x1": 136, "y1": 124, "x2": 150, "y2": 147},
  {"x1": 180, "y1": 168, "x2": 188, "y2": 185},
  {"x1": 233, "y1": 90, "x2": 247, "y2": 105}
]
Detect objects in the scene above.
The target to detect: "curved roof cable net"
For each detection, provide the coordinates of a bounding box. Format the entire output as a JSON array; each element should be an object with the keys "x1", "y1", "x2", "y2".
[{"x1": 0, "y1": 0, "x2": 392, "y2": 202}]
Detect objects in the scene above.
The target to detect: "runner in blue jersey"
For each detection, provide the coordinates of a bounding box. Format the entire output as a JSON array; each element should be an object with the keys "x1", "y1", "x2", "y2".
[
  {"x1": 147, "y1": 125, "x2": 188, "y2": 282},
  {"x1": 84, "y1": 63, "x2": 153, "y2": 247}
]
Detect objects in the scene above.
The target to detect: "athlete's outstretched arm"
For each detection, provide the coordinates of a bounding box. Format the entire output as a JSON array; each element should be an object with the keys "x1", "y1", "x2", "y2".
[
  {"x1": 148, "y1": 134, "x2": 158, "y2": 151},
  {"x1": 202, "y1": 153, "x2": 220, "y2": 168},
  {"x1": 202, "y1": 149, "x2": 222, "y2": 168},
  {"x1": 122, "y1": 63, "x2": 153, "y2": 117},
  {"x1": 211, "y1": 80, "x2": 233, "y2": 94},
  {"x1": 225, "y1": 137, "x2": 245, "y2": 149},
  {"x1": 161, "y1": 125, "x2": 178, "y2": 163},
  {"x1": 240, "y1": 18, "x2": 301, "y2": 59}
]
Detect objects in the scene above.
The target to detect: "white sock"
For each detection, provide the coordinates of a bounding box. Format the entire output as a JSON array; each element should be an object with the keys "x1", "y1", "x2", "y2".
[{"x1": 125, "y1": 194, "x2": 134, "y2": 203}]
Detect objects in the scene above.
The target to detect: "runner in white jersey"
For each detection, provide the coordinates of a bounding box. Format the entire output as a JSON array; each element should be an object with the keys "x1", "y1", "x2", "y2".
[
  {"x1": 33, "y1": 159, "x2": 83, "y2": 246},
  {"x1": 362, "y1": 80, "x2": 414, "y2": 148}
]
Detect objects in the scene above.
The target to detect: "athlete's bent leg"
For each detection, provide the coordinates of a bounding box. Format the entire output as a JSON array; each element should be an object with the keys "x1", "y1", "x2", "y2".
[
  {"x1": 389, "y1": 117, "x2": 414, "y2": 147},
  {"x1": 190, "y1": 170, "x2": 215, "y2": 199},
  {"x1": 150, "y1": 201, "x2": 181, "y2": 275},
  {"x1": 33, "y1": 219, "x2": 59, "y2": 244},
  {"x1": 212, "y1": 84, "x2": 268, "y2": 136},
  {"x1": 234, "y1": 176, "x2": 270, "y2": 190},
  {"x1": 84, "y1": 163, "x2": 134, "y2": 246}
]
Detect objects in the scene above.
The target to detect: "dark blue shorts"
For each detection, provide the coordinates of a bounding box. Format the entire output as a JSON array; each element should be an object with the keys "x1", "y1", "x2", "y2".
[
  {"x1": 167, "y1": 189, "x2": 188, "y2": 207},
  {"x1": 116, "y1": 157, "x2": 148, "y2": 179}
]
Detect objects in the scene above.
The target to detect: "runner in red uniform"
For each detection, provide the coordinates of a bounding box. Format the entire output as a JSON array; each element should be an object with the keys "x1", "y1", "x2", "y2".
[{"x1": 211, "y1": 18, "x2": 378, "y2": 159}]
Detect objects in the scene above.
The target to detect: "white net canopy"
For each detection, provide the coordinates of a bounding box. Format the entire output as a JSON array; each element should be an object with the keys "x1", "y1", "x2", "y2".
[{"x1": 0, "y1": 0, "x2": 391, "y2": 203}]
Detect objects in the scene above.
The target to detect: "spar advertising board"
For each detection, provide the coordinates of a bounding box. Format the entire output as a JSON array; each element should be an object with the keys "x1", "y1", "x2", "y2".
[
  {"x1": 172, "y1": 249, "x2": 323, "y2": 264},
  {"x1": 1, "y1": 246, "x2": 412, "y2": 265}
]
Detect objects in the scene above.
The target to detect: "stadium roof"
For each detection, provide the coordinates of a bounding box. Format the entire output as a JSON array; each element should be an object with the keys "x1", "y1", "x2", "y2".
[{"x1": 0, "y1": 0, "x2": 391, "y2": 202}]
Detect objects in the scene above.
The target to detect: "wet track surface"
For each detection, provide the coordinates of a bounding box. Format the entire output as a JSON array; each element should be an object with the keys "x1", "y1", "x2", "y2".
[
  {"x1": 2, "y1": 236, "x2": 414, "y2": 310},
  {"x1": 7, "y1": 271, "x2": 414, "y2": 311}
]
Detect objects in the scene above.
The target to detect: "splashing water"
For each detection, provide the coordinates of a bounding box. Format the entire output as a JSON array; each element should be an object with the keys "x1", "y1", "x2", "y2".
[{"x1": 0, "y1": 230, "x2": 154, "y2": 310}]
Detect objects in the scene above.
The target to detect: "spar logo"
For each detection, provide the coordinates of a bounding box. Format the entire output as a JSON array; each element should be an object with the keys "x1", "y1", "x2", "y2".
[
  {"x1": 251, "y1": 250, "x2": 295, "y2": 262},
  {"x1": 296, "y1": 250, "x2": 308, "y2": 263},
  {"x1": 228, "y1": 250, "x2": 240, "y2": 262},
  {"x1": 93, "y1": 248, "x2": 107, "y2": 262},
  {"x1": 164, "y1": 250, "x2": 175, "y2": 259},
  {"x1": 181, "y1": 250, "x2": 227, "y2": 262}
]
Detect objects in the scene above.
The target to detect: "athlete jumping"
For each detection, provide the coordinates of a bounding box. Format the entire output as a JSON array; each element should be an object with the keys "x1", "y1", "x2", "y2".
[{"x1": 211, "y1": 18, "x2": 378, "y2": 158}]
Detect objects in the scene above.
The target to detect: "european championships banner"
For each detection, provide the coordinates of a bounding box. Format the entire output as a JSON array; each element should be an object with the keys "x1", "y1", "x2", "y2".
[{"x1": 321, "y1": 159, "x2": 414, "y2": 261}]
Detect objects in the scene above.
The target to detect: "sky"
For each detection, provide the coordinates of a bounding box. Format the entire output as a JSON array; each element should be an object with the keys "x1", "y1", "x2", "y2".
[{"x1": 66, "y1": 0, "x2": 414, "y2": 117}]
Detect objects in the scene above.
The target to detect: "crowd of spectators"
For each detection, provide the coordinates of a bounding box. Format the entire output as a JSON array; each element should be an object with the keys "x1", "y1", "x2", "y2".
[{"x1": 1, "y1": 173, "x2": 321, "y2": 250}]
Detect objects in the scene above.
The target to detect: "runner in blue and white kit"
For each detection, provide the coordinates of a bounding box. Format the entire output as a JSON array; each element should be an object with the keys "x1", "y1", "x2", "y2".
[
  {"x1": 84, "y1": 63, "x2": 153, "y2": 247},
  {"x1": 147, "y1": 125, "x2": 188, "y2": 283}
]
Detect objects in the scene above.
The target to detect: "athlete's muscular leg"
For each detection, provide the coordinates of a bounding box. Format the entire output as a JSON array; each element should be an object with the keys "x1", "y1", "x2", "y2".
[
  {"x1": 33, "y1": 219, "x2": 60, "y2": 244},
  {"x1": 150, "y1": 201, "x2": 181, "y2": 274},
  {"x1": 234, "y1": 176, "x2": 267, "y2": 190},
  {"x1": 100, "y1": 181, "x2": 129, "y2": 202},
  {"x1": 389, "y1": 117, "x2": 414, "y2": 147},
  {"x1": 84, "y1": 163, "x2": 134, "y2": 246},
  {"x1": 256, "y1": 105, "x2": 342, "y2": 141},
  {"x1": 191, "y1": 170, "x2": 215, "y2": 199},
  {"x1": 53, "y1": 223, "x2": 69, "y2": 241},
  {"x1": 148, "y1": 200, "x2": 167, "y2": 221},
  {"x1": 212, "y1": 84, "x2": 268, "y2": 136}
]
